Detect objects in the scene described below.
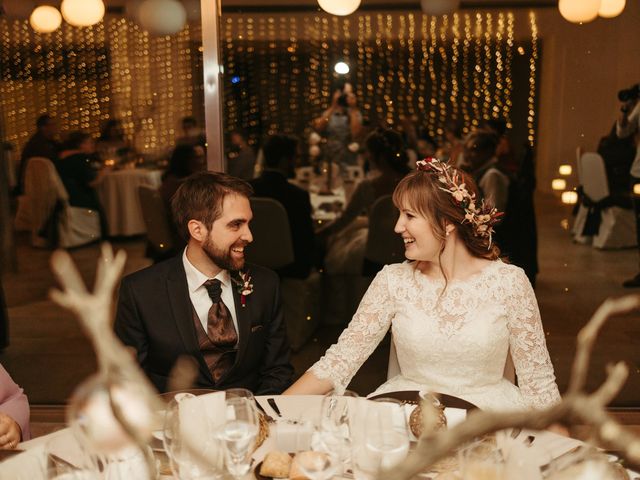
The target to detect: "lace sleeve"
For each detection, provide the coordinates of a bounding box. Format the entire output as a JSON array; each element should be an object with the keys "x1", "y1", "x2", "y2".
[
  {"x1": 309, "y1": 267, "x2": 395, "y2": 393},
  {"x1": 506, "y1": 268, "x2": 562, "y2": 409}
]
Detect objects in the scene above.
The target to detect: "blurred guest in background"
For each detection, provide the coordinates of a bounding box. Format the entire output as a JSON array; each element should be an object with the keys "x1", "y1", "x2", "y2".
[
  {"x1": 483, "y1": 118, "x2": 518, "y2": 177},
  {"x1": 251, "y1": 135, "x2": 315, "y2": 279},
  {"x1": 96, "y1": 119, "x2": 133, "y2": 165},
  {"x1": 16, "y1": 114, "x2": 60, "y2": 196},
  {"x1": 437, "y1": 120, "x2": 465, "y2": 167},
  {"x1": 463, "y1": 131, "x2": 509, "y2": 212},
  {"x1": 320, "y1": 128, "x2": 410, "y2": 274},
  {"x1": 0, "y1": 363, "x2": 30, "y2": 446},
  {"x1": 176, "y1": 116, "x2": 206, "y2": 148},
  {"x1": 160, "y1": 144, "x2": 206, "y2": 207},
  {"x1": 57, "y1": 131, "x2": 106, "y2": 236},
  {"x1": 227, "y1": 130, "x2": 256, "y2": 181}
]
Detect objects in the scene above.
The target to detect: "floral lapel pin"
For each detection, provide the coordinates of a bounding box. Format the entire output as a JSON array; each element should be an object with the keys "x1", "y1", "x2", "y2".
[{"x1": 233, "y1": 270, "x2": 254, "y2": 307}]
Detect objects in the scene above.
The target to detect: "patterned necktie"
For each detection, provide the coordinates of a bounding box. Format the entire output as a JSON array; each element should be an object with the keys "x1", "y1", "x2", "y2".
[{"x1": 202, "y1": 279, "x2": 237, "y2": 348}]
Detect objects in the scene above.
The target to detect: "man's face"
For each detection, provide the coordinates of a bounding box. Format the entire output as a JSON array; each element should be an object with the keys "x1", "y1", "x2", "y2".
[
  {"x1": 41, "y1": 119, "x2": 58, "y2": 139},
  {"x1": 201, "y1": 193, "x2": 253, "y2": 272},
  {"x1": 464, "y1": 138, "x2": 493, "y2": 169}
]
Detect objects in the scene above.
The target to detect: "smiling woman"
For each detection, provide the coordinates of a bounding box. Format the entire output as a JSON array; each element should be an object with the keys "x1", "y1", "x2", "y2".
[{"x1": 285, "y1": 160, "x2": 561, "y2": 413}]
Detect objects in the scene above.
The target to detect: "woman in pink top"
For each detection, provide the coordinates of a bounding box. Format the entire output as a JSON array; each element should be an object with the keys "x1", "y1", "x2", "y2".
[{"x1": 0, "y1": 364, "x2": 29, "y2": 448}]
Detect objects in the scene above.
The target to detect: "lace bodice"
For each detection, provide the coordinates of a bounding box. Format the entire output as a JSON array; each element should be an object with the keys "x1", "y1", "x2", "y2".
[{"x1": 310, "y1": 261, "x2": 561, "y2": 411}]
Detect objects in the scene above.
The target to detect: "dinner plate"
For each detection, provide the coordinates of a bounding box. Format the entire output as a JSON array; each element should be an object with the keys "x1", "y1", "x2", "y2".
[{"x1": 369, "y1": 390, "x2": 477, "y2": 410}]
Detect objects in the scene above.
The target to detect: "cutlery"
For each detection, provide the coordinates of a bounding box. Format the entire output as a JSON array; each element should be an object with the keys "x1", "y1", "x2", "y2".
[
  {"x1": 255, "y1": 400, "x2": 276, "y2": 423},
  {"x1": 524, "y1": 434, "x2": 535, "y2": 446},
  {"x1": 267, "y1": 397, "x2": 283, "y2": 417},
  {"x1": 540, "y1": 445, "x2": 582, "y2": 477},
  {"x1": 510, "y1": 427, "x2": 522, "y2": 439}
]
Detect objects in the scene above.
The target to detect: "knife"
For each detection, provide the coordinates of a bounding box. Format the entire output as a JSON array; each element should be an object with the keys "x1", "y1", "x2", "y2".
[
  {"x1": 267, "y1": 397, "x2": 282, "y2": 417},
  {"x1": 255, "y1": 400, "x2": 276, "y2": 423}
]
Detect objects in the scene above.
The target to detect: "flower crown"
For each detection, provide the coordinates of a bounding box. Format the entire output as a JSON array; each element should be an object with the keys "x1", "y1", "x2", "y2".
[{"x1": 415, "y1": 157, "x2": 503, "y2": 248}]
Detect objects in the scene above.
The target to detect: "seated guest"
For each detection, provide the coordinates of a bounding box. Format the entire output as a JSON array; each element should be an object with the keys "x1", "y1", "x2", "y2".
[
  {"x1": 0, "y1": 364, "x2": 30, "y2": 446},
  {"x1": 250, "y1": 135, "x2": 315, "y2": 279},
  {"x1": 463, "y1": 131, "x2": 509, "y2": 212},
  {"x1": 160, "y1": 144, "x2": 206, "y2": 207},
  {"x1": 176, "y1": 116, "x2": 206, "y2": 148},
  {"x1": 114, "y1": 172, "x2": 294, "y2": 394},
  {"x1": 227, "y1": 130, "x2": 256, "y2": 181},
  {"x1": 15, "y1": 114, "x2": 60, "y2": 195},
  {"x1": 320, "y1": 128, "x2": 410, "y2": 274},
  {"x1": 483, "y1": 118, "x2": 518, "y2": 177},
  {"x1": 437, "y1": 120, "x2": 465, "y2": 167},
  {"x1": 96, "y1": 119, "x2": 133, "y2": 165},
  {"x1": 57, "y1": 132, "x2": 106, "y2": 237}
]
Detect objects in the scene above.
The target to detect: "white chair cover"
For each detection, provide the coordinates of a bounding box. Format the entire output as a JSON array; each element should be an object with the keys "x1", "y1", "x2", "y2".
[
  {"x1": 576, "y1": 152, "x2": 636, "y2": 249},
  {"x1": 14, "y1": 156, "x2": 99, "y2": 248}
]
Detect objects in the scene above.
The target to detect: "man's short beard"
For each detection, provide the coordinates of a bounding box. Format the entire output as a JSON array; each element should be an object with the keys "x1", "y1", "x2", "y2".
[{"x1": 202, "y1": 237, "x2": 245, "y2": 272}]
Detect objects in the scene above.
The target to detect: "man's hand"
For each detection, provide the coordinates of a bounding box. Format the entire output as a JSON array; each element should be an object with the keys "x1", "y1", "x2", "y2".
[{"x1": 0, "y1": 413, "x2": 22, "y2": 449}]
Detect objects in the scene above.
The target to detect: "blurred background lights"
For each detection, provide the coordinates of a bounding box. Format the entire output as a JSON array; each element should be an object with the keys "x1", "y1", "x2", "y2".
[{"x1": 334, "y1": 61, "x2": 350, "y2": 74}]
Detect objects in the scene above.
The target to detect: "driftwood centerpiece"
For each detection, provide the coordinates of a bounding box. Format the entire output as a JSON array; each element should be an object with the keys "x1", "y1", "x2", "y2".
[{"x1": 387, "y1": 295, "x2": 640, "y2": 480}]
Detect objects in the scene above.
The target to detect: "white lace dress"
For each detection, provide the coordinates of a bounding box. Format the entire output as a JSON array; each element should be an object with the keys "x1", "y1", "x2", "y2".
[{"x1": 310, "y1": 260, "x2": 561, "y2": 411}]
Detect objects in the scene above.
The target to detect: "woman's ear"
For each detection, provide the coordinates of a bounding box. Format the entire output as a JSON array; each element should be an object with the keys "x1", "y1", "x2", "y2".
[
  {"x1": 445, "y1": 224, "x2": 455, "y2": 237},
  {"x1": 187, "y1": 220, "x2": 206, "y2": 242}
]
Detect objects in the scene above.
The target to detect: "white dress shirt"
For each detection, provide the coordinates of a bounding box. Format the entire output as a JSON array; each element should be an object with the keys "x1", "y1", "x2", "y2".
[{"x1": 182, "y1": 249, "x2": 239, "y2": 341}]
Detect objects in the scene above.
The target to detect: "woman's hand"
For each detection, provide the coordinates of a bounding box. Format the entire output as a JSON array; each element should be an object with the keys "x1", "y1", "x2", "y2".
[{"x1": 0, "y1": 413, "x2": 22, "y2": 449}]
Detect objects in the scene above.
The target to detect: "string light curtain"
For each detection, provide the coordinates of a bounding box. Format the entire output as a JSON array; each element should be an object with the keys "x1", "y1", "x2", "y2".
[
  {"x1": 0, "y1": 17, "x2": 201, "y2": 155},
  {"x1": 222, "y1": 11, "x2": 540, "y2": 148}
]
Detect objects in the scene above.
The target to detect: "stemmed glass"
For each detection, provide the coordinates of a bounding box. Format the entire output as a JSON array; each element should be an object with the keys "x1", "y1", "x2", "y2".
[
  {"x1": 314, "y1": 390, "x2": 359, "y2": 473},
  {"x1": 219, "y1": 396, "x2": 259, "y2": 477},
  {"x1": 162, "y1": 394, "x2": 225, "y2": 480},
  {"x1": 352, "y1": 397, "x2": 410, "y2": 480}
]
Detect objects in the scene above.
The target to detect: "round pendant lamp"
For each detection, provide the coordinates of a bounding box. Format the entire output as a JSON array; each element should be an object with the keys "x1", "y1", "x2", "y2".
[
  {"x1": 29, "y1": 6, "x2": 62, "y2": 33},
  {"x1": 317, "y1": 0, "x2": 361, "y2": 16},
  {"x1": 138, "y1": 0, "x2": 187, "y2": 36},
  {"x1": 598, "y1": 0, "x2": 626, "y2": 18},
  {"x1": 558, "y1": 0, "x2": 601, "y2": 23},
  {"x1": 61, "y1": 0, "x2": 105, "y2": 27}
]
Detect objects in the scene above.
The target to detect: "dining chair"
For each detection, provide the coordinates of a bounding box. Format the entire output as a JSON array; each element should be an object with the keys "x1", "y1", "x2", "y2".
[
  {"x1": 138, "y1": 185, "x2": 176, "y2": 261},
  {"x1": 363, "y1": 195, "x2": 405, "y2": 276}
]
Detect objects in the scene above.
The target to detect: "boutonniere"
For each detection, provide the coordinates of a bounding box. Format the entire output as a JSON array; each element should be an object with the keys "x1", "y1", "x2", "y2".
[{"x1": 233, "y1": 270, "x2": 254, "y2": 307}]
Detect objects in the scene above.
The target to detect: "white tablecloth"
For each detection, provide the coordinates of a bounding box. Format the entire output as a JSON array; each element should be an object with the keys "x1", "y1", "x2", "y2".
[
  {"x1": 97, "y1": 169, "x2": 162, "y2": 236},
  {"x1": 1, "y1": 395, "x2": 636, "y2": 479}
]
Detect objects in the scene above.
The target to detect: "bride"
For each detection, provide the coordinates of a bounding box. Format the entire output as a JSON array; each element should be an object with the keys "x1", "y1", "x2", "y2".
[{"x1": 284, "y1": 158, "x2": 561, "y2": 412}]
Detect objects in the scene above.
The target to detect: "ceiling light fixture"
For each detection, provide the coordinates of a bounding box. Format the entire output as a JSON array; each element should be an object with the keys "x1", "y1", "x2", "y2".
[
  {"x1": 317, "y1": 0, "x2": 361, "y2": 16},
  {"x1": 29, "y1": 5, "x2": 62, "y2": 33},
  {"x1": 61, "y1": 0, "x2": 105, "y2": 27}
]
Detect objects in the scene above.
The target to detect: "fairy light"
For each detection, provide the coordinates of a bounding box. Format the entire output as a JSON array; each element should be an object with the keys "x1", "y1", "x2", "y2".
[
  {"x1": 461, "y1": 13, "x2": 472, "y2": 132},
  {"x1": 437, "y1": 15, "x2": 449, "y2": 136},
  {"x1": 494, "y1": 13, "x2": 505, "y2": 121},
  {"x1": 527, "y1": 11, "x2": 539, "y2": 146},
  {"x1": 406, "y1": 13, "x2": 416, "y2": 118},
  {"x1": 384, "y1": 14, "x2": 394, "y2": 125},
  {"x1": 482, "y1": 13, "x2": 493, "y2": 121},
  {"x1": 471, "y1": 13, "x2": 482, "y2": 128},
  {"x1": 450, "y1": 13, "x2": 460, "y2": 121},
  {"x1": 427, "y1": 16, "x2": 437, "y2": 137},
  {"x1": 504, "y1": 12, "x2": 514, "y2": 128},
  {"x1": 418, "y1": 14, "x2": 428, "y2": 125}
]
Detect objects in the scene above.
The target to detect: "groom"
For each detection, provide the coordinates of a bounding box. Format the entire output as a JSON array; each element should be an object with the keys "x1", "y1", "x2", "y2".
[{"x1": 114, "y1": 171, "x2": 294, "y2": 394}]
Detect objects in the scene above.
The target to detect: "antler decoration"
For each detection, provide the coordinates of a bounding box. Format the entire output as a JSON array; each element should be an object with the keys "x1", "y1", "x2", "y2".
[
  {"x1": 50, "y1": 243, "x2": 163, "y2": 478},
  {"x1": 387, "y1": 294, "x2": 640, "y2": 479}
]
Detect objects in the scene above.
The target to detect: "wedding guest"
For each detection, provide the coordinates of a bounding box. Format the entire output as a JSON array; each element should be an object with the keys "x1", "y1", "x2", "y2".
[
  {"x1": 160, "y1": 144, "x2": 206, "y2": 207},
  {"x1": 285, "y1": 158, "x2": 561, "y2": 412},
  {"x1": 176, "y1": 116, "x2": 206, "y2": 148},
  {"x1": 463, "y1": 131, "x2": 509, "y2": 212},
  {"x1": 319, "y1": 128, "x2": 410, "y2": 275},
  {"x1": 56, "y1": 132, "x2": 107, "y2": 237},
  {"x1": 114, "y1": 172, "x2": 294, "y2": 394},
  {"x1": 0, "y1": 364, "x2": 30, "y2": 446},
  {"x1": 227, "y1": 130, "x2": 256, "y2": 181},
  {"x1": 96, "y1": 119, "x2": 132, "y2": 164},
  {"x1": 313, "y1": 84, "x2": 364, "y2": 171},
  {"x1": 16, "y1": 114, "x2": 60, "y2": 195},
  {"x1": 250, "y1": 135, "x2": 316, "y2": 279},
  {"x1": 483, "y1": 118, "x2": 518, "y2": 177},
  {"x1": 437, "y1": 120, "x2": 465, "y2": 167}
]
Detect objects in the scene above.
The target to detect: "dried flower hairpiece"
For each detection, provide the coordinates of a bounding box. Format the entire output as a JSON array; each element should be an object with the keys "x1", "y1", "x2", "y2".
[{"x1": 416, "y1": 157, "x2": 503, "y2": 248}]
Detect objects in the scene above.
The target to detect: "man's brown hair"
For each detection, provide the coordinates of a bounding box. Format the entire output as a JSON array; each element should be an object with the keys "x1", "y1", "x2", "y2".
[{"x1": 171, "y1": 171, "x2": 253, "y2": 241}]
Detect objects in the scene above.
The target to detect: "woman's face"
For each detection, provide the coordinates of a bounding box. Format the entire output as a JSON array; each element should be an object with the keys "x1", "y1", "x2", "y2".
[{"x1": 394, "y1": 198, "x2": 443, "y2": 262}]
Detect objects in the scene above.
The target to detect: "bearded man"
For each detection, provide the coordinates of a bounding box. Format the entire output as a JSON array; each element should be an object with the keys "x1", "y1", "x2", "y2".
[{"x1": 114, "y1": 172, "x2": 294, "y2": 394}]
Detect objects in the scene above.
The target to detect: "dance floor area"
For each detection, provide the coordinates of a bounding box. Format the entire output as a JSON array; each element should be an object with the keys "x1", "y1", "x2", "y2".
[{"x1": 2, "y1": 193, "x2": 640, "y2": 406}]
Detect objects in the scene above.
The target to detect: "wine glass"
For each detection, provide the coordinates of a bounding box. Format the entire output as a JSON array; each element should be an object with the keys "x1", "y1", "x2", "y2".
[
  {"x1": 352, "y1": 397, "x2": 410, "y2": 480},
  {"x1": 219, "y1": 396, "x2": 259, "y2": 477},
  {"x1": 314, "y1": 390, "x2": 359, "y2": 473},
  {"x1": 162, "y1": 394, "x2": 225, "y2": 480}
]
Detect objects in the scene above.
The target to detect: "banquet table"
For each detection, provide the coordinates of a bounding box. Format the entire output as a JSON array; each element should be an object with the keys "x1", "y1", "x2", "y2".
[
  {"x1": 96, "y1": 168, "x2": 162, "y2": 237},
  {"x1": 0, "y1": 393, "x2": 636, "y2": 479}
]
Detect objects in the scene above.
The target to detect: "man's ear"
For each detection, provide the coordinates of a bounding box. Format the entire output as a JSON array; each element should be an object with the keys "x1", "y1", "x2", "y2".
[{"x1": 187, "y1": 220, "x2": 207, "y2": 242}]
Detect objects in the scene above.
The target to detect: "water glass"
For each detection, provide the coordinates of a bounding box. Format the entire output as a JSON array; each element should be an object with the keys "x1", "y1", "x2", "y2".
[
  {"x1": 162, "y1": 395, "x2": 225, "y2": 480},
  {"x1": 314, "y1": 391, "x2": 359, "y2": 472},
  {"x1": 459, "y1": 438, "x2": 504, "y2": 480},
  {"x1": 220, "y1": 396, "x2": 259, "y2": 477},
  {"x1": 352, "y1": 398, "x2": 409, "y2": 480}
]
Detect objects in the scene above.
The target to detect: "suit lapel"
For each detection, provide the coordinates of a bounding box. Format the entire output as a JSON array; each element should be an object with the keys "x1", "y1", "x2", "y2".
[{"x1": 166, "y1": 259, "x2": 214, "y2": 384}]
